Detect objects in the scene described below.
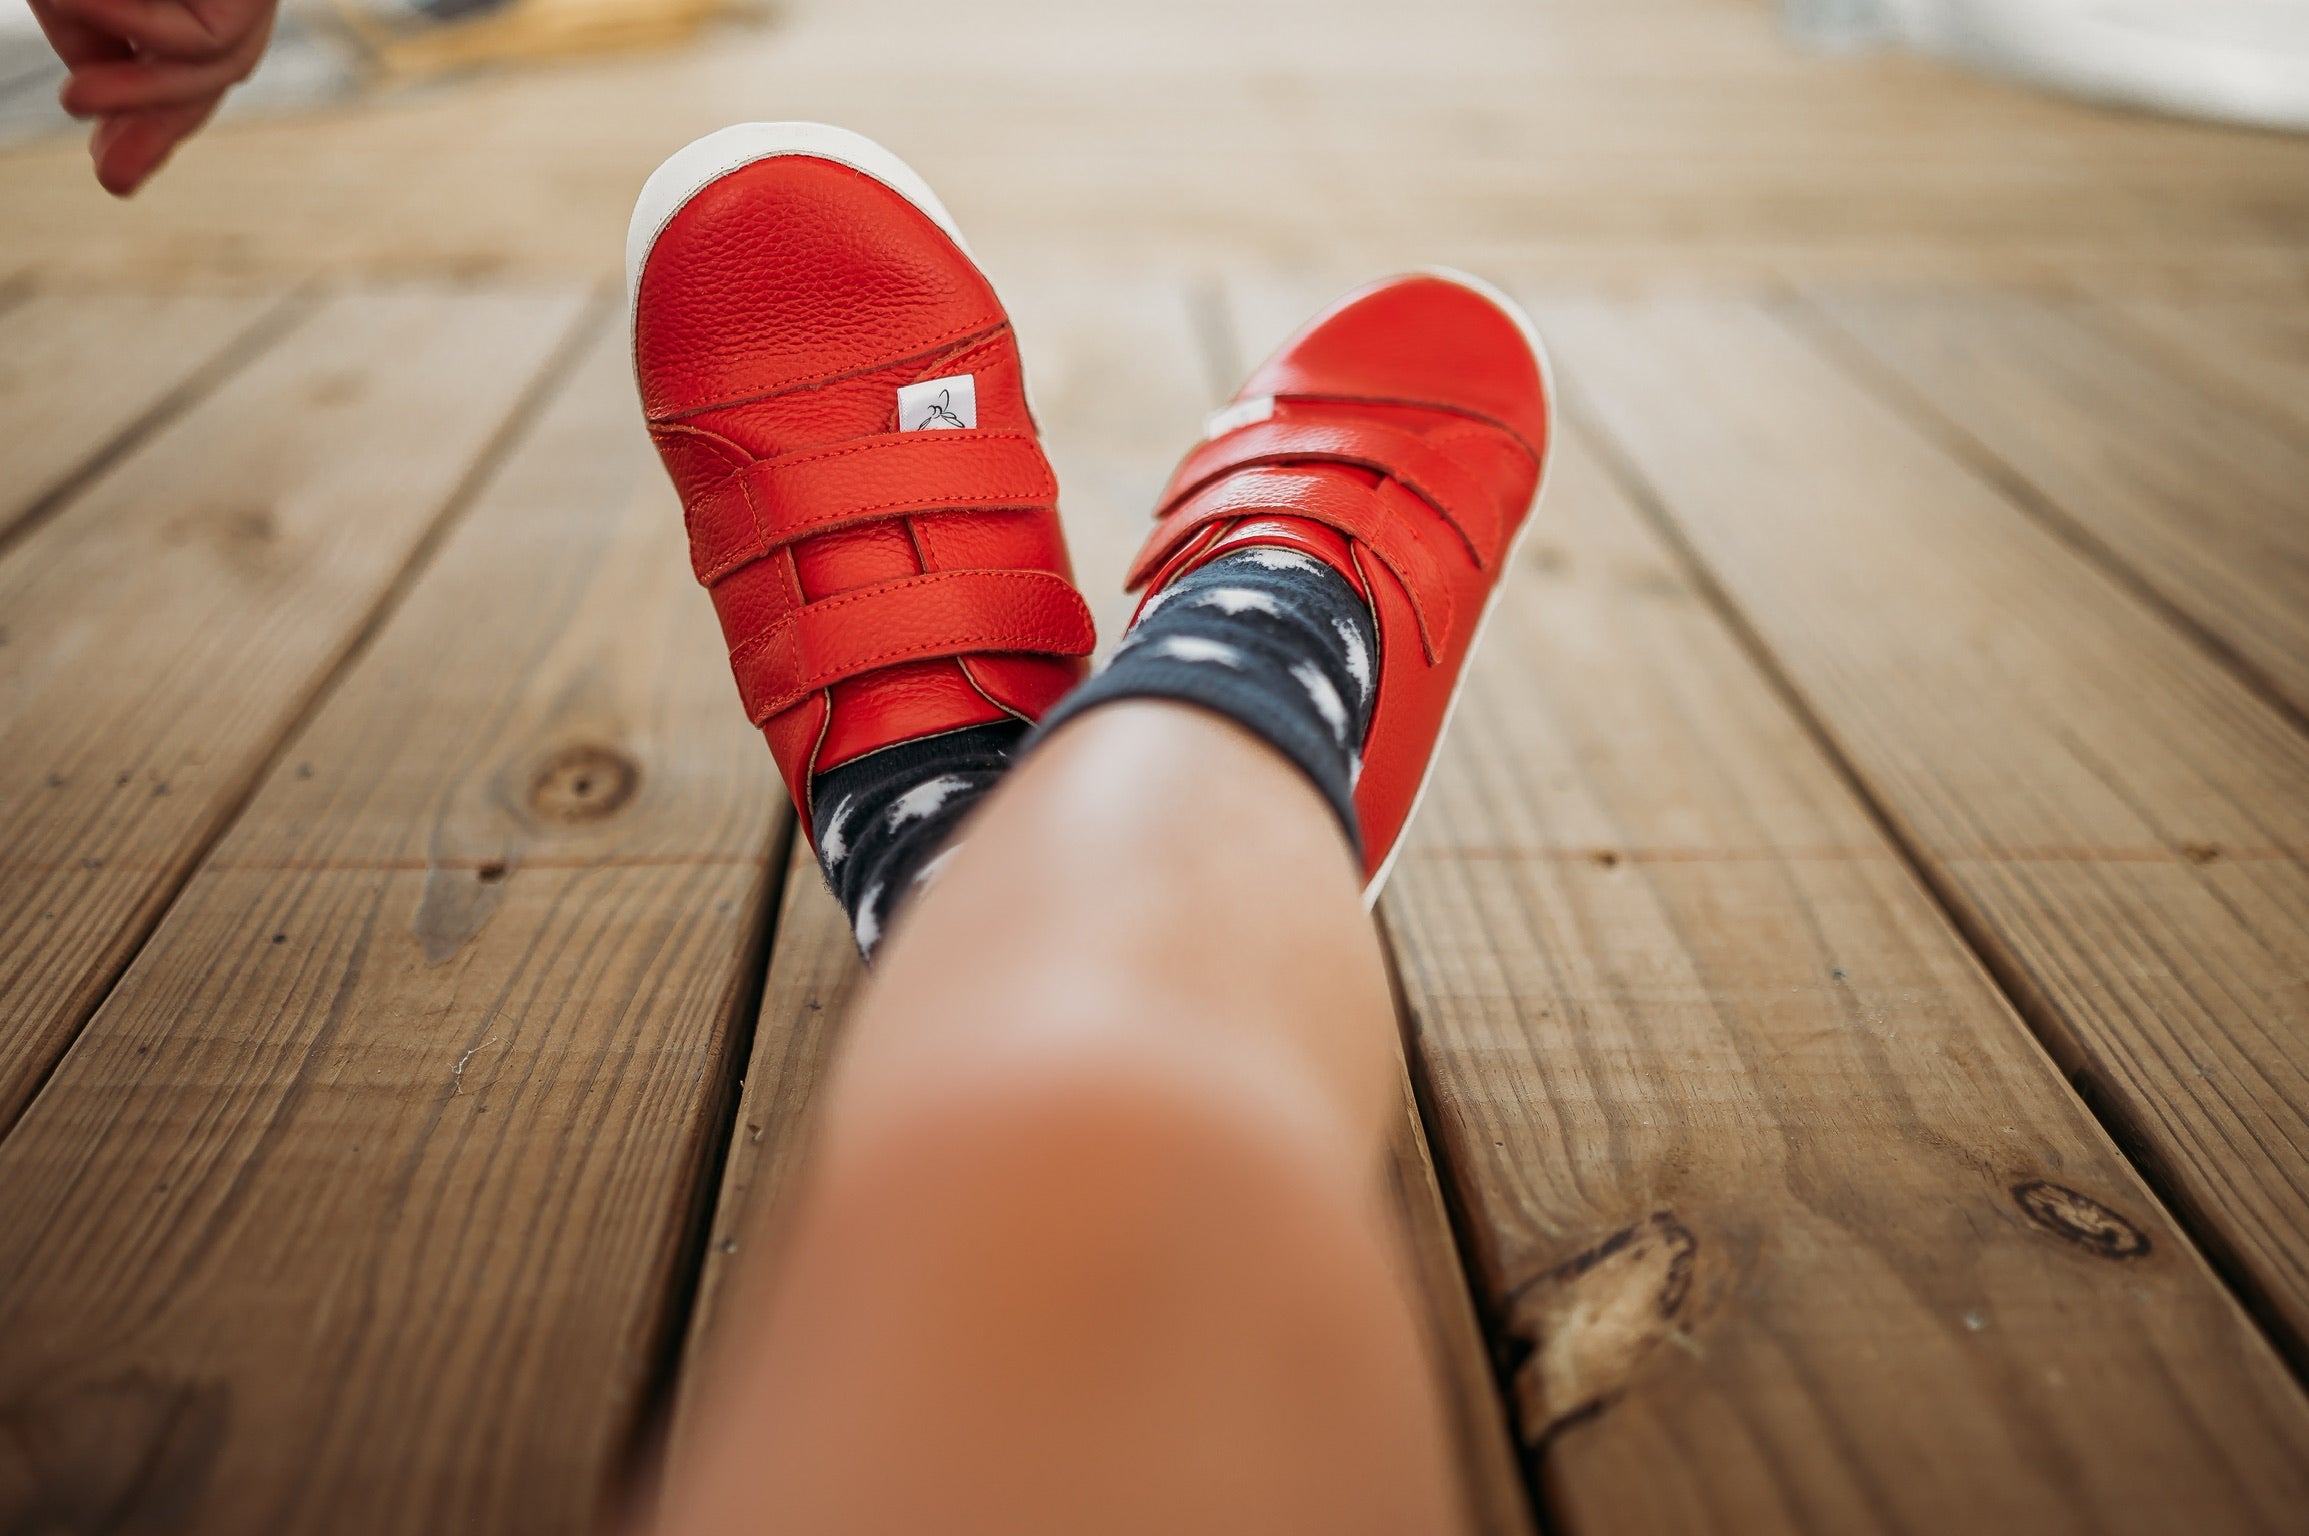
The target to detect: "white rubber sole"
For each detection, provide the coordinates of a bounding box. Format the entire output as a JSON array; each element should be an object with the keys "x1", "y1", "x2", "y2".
[
  {"x1": 1358, "y1": 266, "x2": 1559, "y2": 911},
  {"x1": 625, "y1": 121, "x2": 978, "y2": 334}
]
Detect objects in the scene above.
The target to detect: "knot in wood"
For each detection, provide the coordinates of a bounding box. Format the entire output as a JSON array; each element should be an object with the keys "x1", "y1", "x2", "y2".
[
  {"x1": 527, "y1": 745, "x2": 638, "y2": 824},
  {"x1": 1504, "y1": 1211, "x2": 1699, "y2": 1443},
  {"x1": 2012, "y1": 1179, "x2": 2149, "y2": 1259}
]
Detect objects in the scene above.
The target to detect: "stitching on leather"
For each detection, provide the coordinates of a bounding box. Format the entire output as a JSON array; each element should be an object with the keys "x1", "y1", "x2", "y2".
[
  {"x1": 733, "y1": 573, "x2": 1094, "y2": 719},
  {"x1": 1163, "y1": 421, "x2": 1495, "y2": 564},
  {"x1": 750, "y1": 427, "x2": 1047, "y2": 477},
  {"x1": 728, "y1": 570, "x2": 1089, "y2": 668},
  {"x1": 1135, "y1": 473, "x2": 1448, "y2": 661},
  {"x1": 737, "y1": 568, "x2": 1078, "y2": 637},
  {"x1": 651, "y1": 317, "x2": 1011, "y2": 422},
  {"x1": 651, "y1": 420, "x2": 752, "y2": 464},
  {"x1": 697, "y1": 486, "x2": 1057, "y2": 585},
  {"x1": 1266, "y1": 390, "x2": 1543, "y2": 466},
  {"x1": 691, "y1": 431, "x2": 1057, "y2": 585}
]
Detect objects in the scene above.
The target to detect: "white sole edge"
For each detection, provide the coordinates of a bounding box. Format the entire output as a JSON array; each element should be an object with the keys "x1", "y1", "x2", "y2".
[
  {"x1": 626, "y1": 122, "x2": 974, "y2": 315},
  {"x1": 624, "y1": 121, "x2": 1041, "y2": 449},
  {"x1": 1360, "y1": 266, "x2": 1559, "y2": 911}
]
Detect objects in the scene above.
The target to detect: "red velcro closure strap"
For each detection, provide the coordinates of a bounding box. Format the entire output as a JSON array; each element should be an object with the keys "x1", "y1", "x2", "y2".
[
  {"x1": 693, "y1": 430, "x2": 1057, "y2": 585},
  {"x1": 729, "y1": 568, "x2": 1095, "y2": 724},
  {"x1": 1158, "y1": 419, "x2": 1501, "y2": 568},
  {"x1": 1128, "y1": 467, "x2": 1455, "y2": 662}
]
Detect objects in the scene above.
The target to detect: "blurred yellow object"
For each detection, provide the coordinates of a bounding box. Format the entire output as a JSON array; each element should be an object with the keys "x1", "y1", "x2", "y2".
[{"x1": 331, "y1": 0, "x2": 726, "y2": 77}]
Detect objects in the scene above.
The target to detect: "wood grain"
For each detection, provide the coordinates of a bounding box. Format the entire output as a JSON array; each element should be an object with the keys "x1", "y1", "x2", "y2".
[
  {"x1": 1377, "y1": 417, "x2": 2309, "y2": 1532},
  {"x1": 2094, "y1": 298, "x2": 2309, "y2": 441},
  {"x1": 0, "y1": 286, "x2": 587, "y2": 1128},
  {"x1": 1380, "y1": 947, "x2": 1541, "y2": 1536},
  {"x1": 0, "y1": 324, "x2": 783, "y2": 1535},
  {"x1": 0, "y1": 290, "x2": 292, "y2": 543},
  {"x1": 1538, "y1": 293, "x2": 2309, "y2": 1375},
  {"x1": 1802, "y1": 289, "x2": 2309, "y2": 721},
  {"x1": 5, "y1": 0, "x2": 2309, "y2": 290}
]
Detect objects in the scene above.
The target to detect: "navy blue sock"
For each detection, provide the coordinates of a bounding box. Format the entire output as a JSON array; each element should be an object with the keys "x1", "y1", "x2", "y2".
[
  {"x1": 811, "y1": 720, "x2": 1024, "y2": 958},
  {"x1": 1028, "y1": 547, "x2": 1377, "y2": 854}
]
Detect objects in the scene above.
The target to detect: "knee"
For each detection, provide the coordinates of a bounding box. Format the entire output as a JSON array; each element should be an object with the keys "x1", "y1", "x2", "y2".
[{"x1": 805, "y1": 1031, "x2": 1374, "y2": 1312}]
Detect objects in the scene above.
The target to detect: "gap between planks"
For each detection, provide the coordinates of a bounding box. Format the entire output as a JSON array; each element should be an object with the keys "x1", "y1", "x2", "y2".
[
  {"x1": 0, "y1": 319, "x2": 788, "y2": 1535},
  {"x1": 1536, "y1": 291, "x2": 2309, "y2": 1390},
  {"x1": 0, "y1": 284, "x2": 607, "y2": 1140},
  {"x1": 0, "y1": 288, "x2": 309, "y2": 554},
  {"x1": 1221, "y1": 271, "x2": 2309, "y2": 1533},
  {"x1": 649, "y1": 271, "x2": 1538, "y2": 1536},
  {"x1": 1784, "y1": 288, "x2": 2309, "y2": 741}
]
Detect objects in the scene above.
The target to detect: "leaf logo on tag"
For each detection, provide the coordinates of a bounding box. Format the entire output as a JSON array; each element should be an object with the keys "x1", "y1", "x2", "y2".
[{"x1": 898, "y1": 374, "x2": 977, "y2": 431}]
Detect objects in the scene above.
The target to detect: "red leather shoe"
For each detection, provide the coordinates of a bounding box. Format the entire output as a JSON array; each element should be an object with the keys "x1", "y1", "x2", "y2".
[
  {"x1": 1126, "y1": 271, "x2": 1554, "y2": 903},
  {"x1": 628, "y1": 123, "x2": 1094, "y2": 833}
]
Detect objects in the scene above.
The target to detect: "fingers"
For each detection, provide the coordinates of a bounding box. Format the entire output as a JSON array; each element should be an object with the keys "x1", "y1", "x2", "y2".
[
  {"x1": 89, "y1": 99, "x2": 218, "y2": 197},
  {"x1": 59, "y1": 40, "x2": 261, "y2": 117},
  {"x1": 26, "y1": 0, "x2": 135, "y2": 66},
  {"x1": 28, "y1": 0, "x2": 277, "y2": 194},
  {"x1": 46, "y1": 0, "x2": 238, "y2": 62}
]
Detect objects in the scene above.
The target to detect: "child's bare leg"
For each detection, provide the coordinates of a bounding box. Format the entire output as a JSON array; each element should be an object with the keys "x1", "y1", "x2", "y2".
[{"x1": 651, "y1": 701, "x2": 1460, "y2": 1536}]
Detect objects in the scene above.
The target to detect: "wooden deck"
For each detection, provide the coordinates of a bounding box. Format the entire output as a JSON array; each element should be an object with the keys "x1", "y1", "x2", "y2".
[{"x1": 4, "y1": 0, "x2": 2309, "y2": 1529}]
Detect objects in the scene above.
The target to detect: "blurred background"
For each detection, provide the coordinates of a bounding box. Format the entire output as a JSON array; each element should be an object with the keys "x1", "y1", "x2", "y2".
[{"x1": 1, "y1": 0, "x2": 2305, "y2": 292}]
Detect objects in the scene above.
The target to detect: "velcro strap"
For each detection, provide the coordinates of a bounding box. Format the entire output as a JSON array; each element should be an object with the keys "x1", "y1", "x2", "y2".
[
  {"x1": 693, "y1": 430, "x2": 1058, "y2": 585},
  {"x1": 1158, "y1": 419, "x2": 1501, "y2": 568},
  {"x1": 729, "y1": 568, "x2": 1095, "y2": 724},
  {"x1": 1128, "y1": 467, "x2": 1454, "y2": 661}
]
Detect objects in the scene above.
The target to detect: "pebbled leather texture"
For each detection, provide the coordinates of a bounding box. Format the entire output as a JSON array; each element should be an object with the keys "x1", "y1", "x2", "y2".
[
  {"x1": 632, "y1": 146, "x2": 1091, "y2": 824},
  {"x1": 1127, "y1": 273, "x2": 1552, "y2": 888}
]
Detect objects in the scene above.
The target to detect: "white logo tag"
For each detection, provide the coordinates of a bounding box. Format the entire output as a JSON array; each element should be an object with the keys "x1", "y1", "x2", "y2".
[{"x1": 898, "y1": 374, "x2": 977, "y2": 431}]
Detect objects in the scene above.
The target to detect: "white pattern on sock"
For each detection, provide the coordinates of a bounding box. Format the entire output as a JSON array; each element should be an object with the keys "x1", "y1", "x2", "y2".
[
  {"x1": 1334, "y1": 616, "x2": 1372, "y2": 703},
  {"x1": 1135, "y1": 586, "x2": 1177, "y2": 623},
  {"x1": 1191, "y1": 586, "x2": 1282, "y2": 617},
  {"x1": 854, "y1": 881, "x2": 884, "y2": 955},
  {"x1": 1349, "y1": 750, "x2": 1364, "y2": 787},
  {"x1": 1152, "y1": 635, "x2": 1245, "y2": 667},
  {"x1": 886, "y1": 773, "x2": 972, "y2": 829},
  {"x1": 1238, "y1": 547, "x2": 1322, "y2": 576},
  {"x1": 818, "y1": 793, "x2": 857, "y2": 865},
  {"x1": 1291, "y1": 659, "x2": 1349, "y2": 742},
  {"x1": 912, "y1": 842, "x2": 964, "y2": 888}
]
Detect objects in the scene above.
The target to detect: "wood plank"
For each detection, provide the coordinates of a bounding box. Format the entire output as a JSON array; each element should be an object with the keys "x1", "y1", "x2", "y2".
[
  {"x1": 1398, "y1": 443, "x2": 2309, "y2": 1530},
  {"x1": 1006, "y1": 269, "x2": 1212, "y2": 656},
  {"x1": 1537, "y1": 293, "x2": 2309, "y2": 1375},
  {"x1": 666, "y1": 838, "x2": 854, "y2": 1396},
  {"x1": 0, "y1": 285, "x2": 588, "y2": 1129},
  {"x1": 1802, "y1": 289, "x2": 2309, "y2": 721},
  {"x1": 0, "y1": 291, "x2": 294, "y2": 544},
  {"x1": 664, "y1": 273, "x2": 1536, "y2": 1535},
  {"x1": 0, "y1": 323, "x2": 784, "y2": 1535},
  {"x1": 6, "y1": 0, "x2": 2309, "y2": 291},
  {"x1": 1221, "y1": 277, "x2": 2309, "y2": 1531},
  {"x1": 1379, "y1": 942, "x2": 1540, "y2": 1536},
  {"x1": 2094, "y1": 298, "x2": 2309, "y2": 441}
]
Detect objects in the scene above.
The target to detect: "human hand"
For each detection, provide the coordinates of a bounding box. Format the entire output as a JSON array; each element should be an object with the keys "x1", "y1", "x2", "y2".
[{"x1": 31, "y1": 0, "x2": 278, "y2": 195}]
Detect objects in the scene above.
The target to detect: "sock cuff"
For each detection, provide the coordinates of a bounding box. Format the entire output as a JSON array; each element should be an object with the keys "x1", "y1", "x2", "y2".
[{"x1": 1026, "y1": 545, "x2": 1376, "y2": 858}]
